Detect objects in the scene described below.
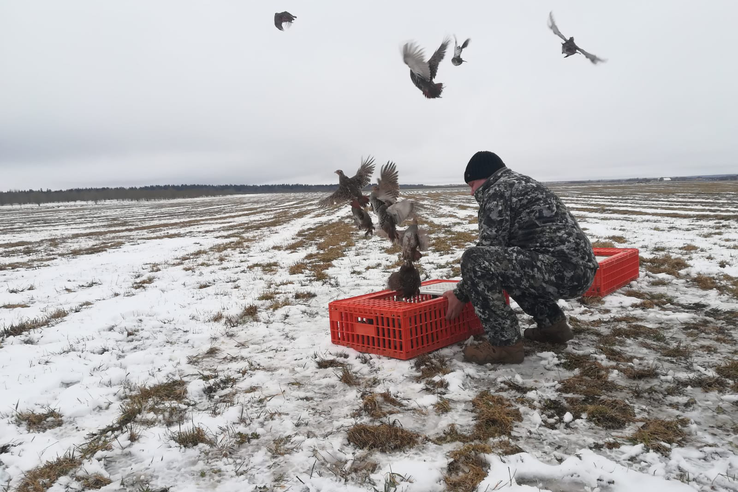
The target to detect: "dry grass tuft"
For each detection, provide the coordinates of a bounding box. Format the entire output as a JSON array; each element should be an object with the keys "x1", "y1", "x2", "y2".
[
  {"x1": 1, "y1": 303, "x2": 31, "y2": 309},
  {"x1": 15, "y1": 408, "x2": 63, "y2": 432},
  {"x1": 606, "y1": 235, "x2": 628, "y2": 244},
  {"x1": 715, "y1": 360, "x2": 738, "y2": 382},
  {"x1": 434, "y1": 397, "x2": 452, "y2": 414},
  {"x1": 559, "y1": 368, "x2": 619, "y2": 400},
  {"x1": 315, "y1": 356, "x2": 347, "y2": 369},
  {"x1": 338, "y1": 366, "x2": 359, "y2": 386},
  {"x1": 680, "y1": 244, "x2": 699, "y2": 252},
  {"x1": 171, "y1": 425, "x2": 214, "y2": 448},
  {"x1": 641, "y1": 255, "x2": 690, "y2": 277},
  {"x1": 253, "y1": 262, "x2": 280, "y2": 274},
  {"x1": 470, "y1": 391, "x2": 522, "y2": 439},
  {"x1": 2, "y1": 308, "x2": 69, "y2": 339},
  {"x1": 77, "y1": 436, "x2": 113, "y2": 459},
  {"x1": 223, "y1": 304, "x2": 258, "y2": 327},
  {"x1": 66, "y1": 241, "x2": 125, "y2": 257},
  {"x1": 501, "y1": 378, "x2": 534, "y2": 394},
  {"x1": 579, "y1": 295, "x2": 604, "y2": 306},
  {"x1": 362, "y1": 392, "x2": 404, "y2": 419},
  {"x1": 598, "y1": 345, "x2": 634, "y2": 363},
  {"x1": 489, "y1": 439, "x2": 525, "y2": 455},
  {"x1": 268, "y1": 435, "x2": 298, "y2": 456},
  {"x1": 413, "y1": 353, "x2": 452, "y2": 381},
  {"x1": 682, "y1": 375, "x2": 728, "y2": 392},
  {"x1": 444, "y1": 443, "x2": 493, "y2": 492},
  {"x1": 630, "y1": 418, "x2": 688, "y2": 454},
  {"x1": 574, "y1": 398, "x2": 635, "y2": 429},
  {"x1": 621, "y1": 365, "x2": 658, "y2": 380},
  {"x1": 76, "y1": 473, "x2": 112, "y2": 489},
  {"x1": 560, "y1": 352, "x2": 597, "y2": 372},
  {"x1": 652, "y1": 341, "x2": 692, "y2": 359},
  {"x1": 610, "y1": 324, "x2": 666, "y2": 342},
  {"x1": 591, "y1": 240, "x2": 616, "y2": 249},
  {"x1": 257, "y1": 289, "x2": 277, "y2": 301},
  {"x1": 346, "y1": 423, "x2": 421, "y2": 452},
  {"x1": 692, "y1": 274, "x2": 719, "y2": 290},
  {"x1": 16, "y1": 454, "x2": 82, "y2": 492},
  {"x1": 117, "y1": 379, "x2": 188, "y2": 429},
  {"x1": 289, "y1": 261, "x2": 308, "y2": 275}
]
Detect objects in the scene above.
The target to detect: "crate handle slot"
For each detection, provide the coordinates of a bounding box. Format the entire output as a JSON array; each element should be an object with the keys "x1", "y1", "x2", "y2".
[{"x1": 354, "y1": 317, "x2": 376, "y2": 337}]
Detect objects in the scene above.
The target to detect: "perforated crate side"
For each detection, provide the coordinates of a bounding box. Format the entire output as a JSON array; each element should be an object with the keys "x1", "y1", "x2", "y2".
[
  {"x1": 329, "y1": 281, "x2": 487, "y2": 360},
  {"x1": 585, "y1": 248, "x2": 640, "y2": 297}
]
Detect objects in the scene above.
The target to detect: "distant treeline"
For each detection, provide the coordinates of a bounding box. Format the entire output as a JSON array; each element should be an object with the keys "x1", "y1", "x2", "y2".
[
  {"x1": 0, "y1": 183, "x2": 460, "y2": 206},
  {"x1": 3, "y1": 175, "x2": 736, "y2": 206}
]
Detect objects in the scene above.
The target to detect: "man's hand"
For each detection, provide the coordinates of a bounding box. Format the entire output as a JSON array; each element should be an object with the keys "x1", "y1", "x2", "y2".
[{"x1": 443, "y1": 290, "x2": 466, "y2": 321}]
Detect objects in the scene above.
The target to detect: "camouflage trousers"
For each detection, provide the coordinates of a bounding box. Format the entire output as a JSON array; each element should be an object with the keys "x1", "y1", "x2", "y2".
[{"x1": 460, "y1": 246, "x2": 598, "y2": 346}]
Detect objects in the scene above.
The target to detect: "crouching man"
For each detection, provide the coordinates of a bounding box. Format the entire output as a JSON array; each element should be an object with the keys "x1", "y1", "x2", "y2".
[{"x1": 443, "y1": 151, "x2": 599, "y2": 365}]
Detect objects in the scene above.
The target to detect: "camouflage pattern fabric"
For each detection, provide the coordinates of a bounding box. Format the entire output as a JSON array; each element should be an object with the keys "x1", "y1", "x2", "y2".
[{"x1": 453, "y1": 168, "x2": 599, "y2": 346}]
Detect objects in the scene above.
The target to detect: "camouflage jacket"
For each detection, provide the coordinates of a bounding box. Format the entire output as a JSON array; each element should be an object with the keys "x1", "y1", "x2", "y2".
[{"x1": 454, "y1": 167, "x2": 598, "y2": 302}]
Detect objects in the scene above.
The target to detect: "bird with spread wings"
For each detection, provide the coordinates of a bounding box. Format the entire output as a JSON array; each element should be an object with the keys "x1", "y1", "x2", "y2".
[
  {"x1": 548, "y1": 11, "x2": 606, "y2": 65},
  {"x1": 318, "y1": 156, "x2": 376, "y2": 208},
  {"x1": 402, "y1": 37, "x2": 451, "y2": 98}
]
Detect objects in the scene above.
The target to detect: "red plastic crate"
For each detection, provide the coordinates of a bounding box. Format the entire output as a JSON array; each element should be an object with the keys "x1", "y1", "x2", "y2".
[
  {"x1": 328, "y1": 280, "x2": 509, "y2": 360},
  {"x1": 585, "y1": 248, "x2": 640, "y2": 297}
]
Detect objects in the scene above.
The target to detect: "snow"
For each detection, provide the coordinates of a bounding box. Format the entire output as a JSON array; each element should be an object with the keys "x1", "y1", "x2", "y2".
[{"x1": 1, "y1": 183, "x2": 738, "y2": 491}]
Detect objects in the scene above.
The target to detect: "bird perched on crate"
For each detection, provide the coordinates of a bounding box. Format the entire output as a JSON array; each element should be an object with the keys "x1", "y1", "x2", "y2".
[
  {"x1": 318, "y1": 156, "x2": 376, "y2": 208},
  {"x1": 451, "y1": 35, "x2": 471, "y2": 66},
  {"x1": 402, "y1": 37, "x2": 451, "y2": 98},
  {"x1": 369, "y1": 161, "x2": 402, "y2": 243},
  {"x1": 547, "y1": 11, "x2": 605, "y2": 64},
  {"x1": 400, "y1": 217, "x2": 429, "y2": 262},
  {"x1": 350, "y1": 198, "x2": 374, "y2": 237},
  {"x1": 387, "y1": 260, "x2": 422, "y2": 300},
  {"x1": 274, "y1": 11, "x2": 297, "y2": 31}
]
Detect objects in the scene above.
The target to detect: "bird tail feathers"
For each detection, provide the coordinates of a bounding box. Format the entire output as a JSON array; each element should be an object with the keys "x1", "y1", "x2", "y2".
[{"x1": 426, "y1": 83, "x2": 444, "y2": 98}]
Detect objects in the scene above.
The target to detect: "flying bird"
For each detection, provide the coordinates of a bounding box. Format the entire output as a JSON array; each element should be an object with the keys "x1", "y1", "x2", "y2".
[
  {"x1": 318, "y1": 156, "x2": 376, "y2": 208},
  {"x1": 350, "y1": 198, "x2": 375, "y2": 237},
  {"x1": 387, "y1": 199, "x2": 419, "y2": 227},
  {"x1": 369, "y1": 161, "x2": 402, "y2": 243},
  {"x1": 451, "y1": 35, "x2": 471, "y2": 66},
  {"x1": 400, "y1": 218, "x2": 429, "y2": 263},
  {"x1": 547, "y1": 11, "x2": 605, "y2": 64},
  {"x1": 401, "y1": 37, "x2": 451, "y2": 98},
  {"x1": 274, "y1": 11, "x2": 297, "y2": 31},
  {"x1": 387, "y1": 261, "x2": 422, "y2": 300}
]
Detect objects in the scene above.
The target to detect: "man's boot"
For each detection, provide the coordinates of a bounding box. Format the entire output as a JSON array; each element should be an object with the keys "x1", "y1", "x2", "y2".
[
  {"x1": 523, "y1": 318, "x2": 573, "y2": 345},
  {"x1": 463, "y1": 340, "x2": 524, "y2": 365}
]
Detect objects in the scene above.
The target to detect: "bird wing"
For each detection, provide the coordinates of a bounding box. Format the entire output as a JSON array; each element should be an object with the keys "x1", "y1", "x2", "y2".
[
  {"x1": 428, "y1": 37, "x2": 451, "y2": 80},
  {"x1": 547, "y1": 12, "x2": 568, "y2": 42},
  {"x1": 402, "y1": 42, "x2": 431, "y2": 80},
  {"x1": 375, "y1": 161, "x2": 400, "y2": 203},
  {"x1": 386, "y1": 199, "x2": 417, "y2": 225},
  {"x1": 274, "y1": 13, "x2": 284, "y2": 30},
  {"x1": 317, "y1": 186, "x2": 353, "y2": 208},
  {"x1": 349, "y1": 156, "x2": 376, "y2": 189},
  {"x1": 577, "y1": 46, "x2": 606, "y2": 64},
  {"x1": 416, "y1": 225, "x2": 430, "y2": 251},
  {"x1": 453, "y1": 35, "x2": 462, "y2": 57},
  {"x1": 461, "y1": 38, "x2": 470, "y2": 50}
]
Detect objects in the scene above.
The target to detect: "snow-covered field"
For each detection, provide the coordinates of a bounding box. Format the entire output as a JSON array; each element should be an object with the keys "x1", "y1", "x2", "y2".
[{"x1": 1, "y1": 180, "x2": 737, "y2": 492}]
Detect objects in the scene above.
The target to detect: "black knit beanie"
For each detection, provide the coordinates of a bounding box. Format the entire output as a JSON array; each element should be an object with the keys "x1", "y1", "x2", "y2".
[{"x1": 464, "y1": 151, "x2": 506, "y2": 183}]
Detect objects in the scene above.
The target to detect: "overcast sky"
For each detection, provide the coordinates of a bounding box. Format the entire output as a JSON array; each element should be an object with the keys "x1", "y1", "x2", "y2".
[{"x1": 1, "y1": 1, "x2": 737, "y2": 191}]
